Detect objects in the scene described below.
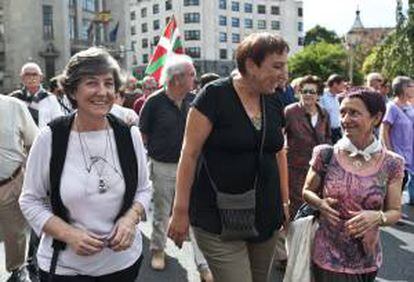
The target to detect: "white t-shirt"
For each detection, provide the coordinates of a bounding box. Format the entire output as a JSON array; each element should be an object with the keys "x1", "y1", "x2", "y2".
[
  {"x1": 19, "y1": 126, "x2": 152, "y2": 276},
  {"x1": 0, "y1": 95, "x2": 39, "y2": 179}
]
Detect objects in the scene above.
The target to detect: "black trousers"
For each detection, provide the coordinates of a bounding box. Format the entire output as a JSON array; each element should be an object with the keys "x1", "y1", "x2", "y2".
[{"x1": 39, "y1": 255, "x2": 143, "y2": 282}]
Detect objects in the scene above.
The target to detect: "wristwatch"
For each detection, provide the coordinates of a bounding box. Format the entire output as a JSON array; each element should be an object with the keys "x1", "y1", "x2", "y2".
[{"x1": 378, "y1": 211, "x2": 387, "y2": 226}]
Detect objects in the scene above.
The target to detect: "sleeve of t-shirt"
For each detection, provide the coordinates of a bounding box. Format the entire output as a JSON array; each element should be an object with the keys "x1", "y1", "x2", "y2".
[
  {"x1": 387, "y1": 153, "x2": 405, "y2": 186},
  {"x1": 16, "y1": 99, "x2": 39, "y2": 147},
  {"x1": 138, "y1": 97, "x2": 153, "y2": 134},
  {"x1": 191, "y1": 83, "x2": 219, "y2": 124},
  {"x1": 383, "y1": 103, "x2": 398, "y2": 126}
]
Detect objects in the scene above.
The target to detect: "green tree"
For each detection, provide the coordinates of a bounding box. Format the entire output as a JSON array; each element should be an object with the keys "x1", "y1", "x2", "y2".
[
  {"x1": 304, "y1": 25, "x2": 342, "y2": 46},
  {"x1": 288, "y1": 42, "x2": 349, "y2": 81}
]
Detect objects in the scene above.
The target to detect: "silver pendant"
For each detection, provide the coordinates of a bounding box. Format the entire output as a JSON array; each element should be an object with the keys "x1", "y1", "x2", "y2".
[
  {"x1": 98, "y1": 178, "x2": 107, "y2": 193},
  {"x1": 353, "y1": 160, "x2": 363, "y2": 168}
]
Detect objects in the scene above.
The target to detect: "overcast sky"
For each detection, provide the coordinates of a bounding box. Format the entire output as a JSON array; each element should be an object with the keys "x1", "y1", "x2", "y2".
[{"x1": 302, "y1": 0, "x2": 408, "y2": 36}]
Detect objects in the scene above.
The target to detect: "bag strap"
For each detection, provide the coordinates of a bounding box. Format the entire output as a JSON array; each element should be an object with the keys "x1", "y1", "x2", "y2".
[{"x1": 202, "y1": 95, "x2": 266, "y2": 193}]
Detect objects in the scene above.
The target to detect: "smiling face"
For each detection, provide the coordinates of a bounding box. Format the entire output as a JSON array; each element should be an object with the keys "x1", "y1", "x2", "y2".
[
  {"x1": 299, "y1": 83, "x2": 318, "y2": 107},
  {"x1": 247, "y1": 51, "x2": 288, "y2": 94},
  {"x1": 74, "y1": 73, "x2": 115, "y2": 120},
  {"x1": 340, "y1": 97, "x2": 381, "y2": 141}
]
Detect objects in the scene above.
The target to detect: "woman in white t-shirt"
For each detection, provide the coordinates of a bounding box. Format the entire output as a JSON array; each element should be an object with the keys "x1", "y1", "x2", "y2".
[{"x1": 19, "y1": 47, "x2": 151, "y2": 282}]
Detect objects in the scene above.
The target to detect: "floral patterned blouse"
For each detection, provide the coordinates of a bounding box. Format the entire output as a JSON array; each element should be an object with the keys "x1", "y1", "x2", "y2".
[{"x1": 310, "y1": 144, "x2": 404, "y2": 274}]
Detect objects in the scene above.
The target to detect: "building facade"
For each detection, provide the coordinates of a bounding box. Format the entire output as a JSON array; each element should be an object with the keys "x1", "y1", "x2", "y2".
[
  {"x1": 129, "y1": 0, "x2": 304, "y2": 78},
  {"x1": 0, "y1": 0, "x2": 130, "y2": 93}
]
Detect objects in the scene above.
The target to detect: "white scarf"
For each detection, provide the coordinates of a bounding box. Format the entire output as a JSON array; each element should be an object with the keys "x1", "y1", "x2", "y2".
[{"x1": 335, "y1": 136, "x2": 382, "y2": 161}]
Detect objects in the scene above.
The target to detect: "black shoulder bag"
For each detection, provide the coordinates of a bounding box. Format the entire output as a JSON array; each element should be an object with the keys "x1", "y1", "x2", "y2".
[{"x1": 202, "y1": 96, "x2": 266, "y2": 241}]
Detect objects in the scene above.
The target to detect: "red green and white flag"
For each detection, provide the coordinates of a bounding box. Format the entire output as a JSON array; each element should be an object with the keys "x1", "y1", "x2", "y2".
[{"x1": 145, "y1": 16, "x2": 184, "y2": 85}]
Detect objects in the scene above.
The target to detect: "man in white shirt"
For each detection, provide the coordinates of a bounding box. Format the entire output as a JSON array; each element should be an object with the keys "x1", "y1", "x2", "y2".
[
  {"x1": 319, "y1": 74, "x2": 345, "y2": 144},
  {"x1": 0, "y1": 94, "x2": 39, "y2": 282},
  {"x1": 10, "y1": 62, "x2": 63, "y2": 128}
]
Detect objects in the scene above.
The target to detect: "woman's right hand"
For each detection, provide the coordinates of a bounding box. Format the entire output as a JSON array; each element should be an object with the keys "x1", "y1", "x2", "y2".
[
  {"x1": 318, "y1": 197, "x2": 340, "y2": 225},
  {"x1": 167, "y1": 209, "x2": 189, "y2": 249},
  {"x1": 66, "y1": 227, "x2": 105, "y2": 256}
]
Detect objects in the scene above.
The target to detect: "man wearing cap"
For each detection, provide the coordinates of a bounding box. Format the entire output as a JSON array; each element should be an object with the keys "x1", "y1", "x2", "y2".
[
  {"x1": 0, "y1": 94, "x2": 38, "y2": 282},
  {"x1": 10, "y1": 62, "x2": 63, "y2": 128}
]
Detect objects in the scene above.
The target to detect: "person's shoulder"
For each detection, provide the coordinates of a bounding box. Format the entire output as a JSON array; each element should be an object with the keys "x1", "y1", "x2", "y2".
[
  {"x1": 0, "y1": 93, "x2": 24, "y2": 105},
  {"x1": 284, "y1": 101, "x2": 300, "y2": 113},
  {"x1": 383, "y1": 149, "x2": 405, "y2": 165},
  {"x1": 202, "y1": 77, "x2": 232, "y2": 94},
  {"x1": 145, "y1": 89, "x2": 165, "y2": 104}
]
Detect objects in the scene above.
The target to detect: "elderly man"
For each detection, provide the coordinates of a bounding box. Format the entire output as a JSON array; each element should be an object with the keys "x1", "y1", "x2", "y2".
[
  {"x1": 366, "y1": 72, "x2": 384, "y2": 92},
  {"x1": 10, "y1": 62, "x2": 63, "y2": 128},
  {"x1": 0, "y1": 94, "x2": 38, "y2": 282},
  {"x1": 139, "y1": 55, "x2": 213, "y2": 281},
  {"x1": 133, "y1": 75, "x2": 158, "y2": 115}
]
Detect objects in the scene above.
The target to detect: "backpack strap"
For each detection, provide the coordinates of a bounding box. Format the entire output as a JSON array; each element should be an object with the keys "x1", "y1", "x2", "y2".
[{"x1": 317, "y1": 144, "x2": 334, "y2": 196}]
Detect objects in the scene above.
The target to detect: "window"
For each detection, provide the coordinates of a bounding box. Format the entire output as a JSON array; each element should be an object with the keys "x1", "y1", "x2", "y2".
[
  {"x1": 298, "y1": 37, "x2": 304, "y2": 46},
  {"x1": 142, "y1": 38, "x2": 148, "y2": 48},
  {"x1": 153, "y1": 4, "x2": 159, "y2": 14},
  {"x1": 271, "y1": 20, "x2": 280, "y2": 30},
  {"x1": 165, "y1": 0, "x2": 172, "y2": 10},
  {"x1": 231, "y1": 17, "x2": 239, "y2": 27},
  {"x1": 69, "y1": 0, "x2": 75, "y2": 8},
  {"x1": 184, "y1": 13, "x2": 200, "y2": 23},
  {"x1": 219, "y1": 32, "x2": 227, "y2": 42},
  {"x1": 131, "y1": 26, "x2": 136, "y2": 35},
  {"x1": 298, "y1": 7, "x2": 303, "y2": 17},
  {"x1": 141, "y1": 7, "x2": 147, "y2": 18},
  {"x1": 82, "y1": 19, "x2": 91, "y2": 40},
  {"x1": 298, "y1": 22, "x2": 303, "y2": 32},
  {"x1": 43, "y1": 5, "x2": 54, "y2": 39},
  {"x1": 142, "y1": 54, "x2": 149, "y2": 64},
  {"x1": 184, "y1": 30, "x2": 201, "y2": 41},
  {"x1": 69, "y1": 15, "x2": 76, "y2": 39},
  {"x1": 244, "y1": 3, "x2": 252, "y2": 13},
  {"x1": 257, "y1": 4, "x2": 266, "y2": 14},
  {"x1": 258, "y1": 20, "x2": 266, "y2": 29},
  {"x1": 184, "y1": 0, "x2": 199, "y2": 6},
  {"x1": 271, "y1": 6, "x2": 280, "y2": 15},
  {"x1": 219, "y1": 15, "x2": 227, "y2": 26},
  {"x1": 131, "y1": 41, "x2": 137, "y2": 51},
  {"x1": 153, "y1": 20, "x2": 160, "y2": 30},
  {"x1": 130, "y1": 11, "x2": 136, "y2": 21},
  {"x1": 141, "y1": 23, "x2": 148, "y2": 33},
  {"x1": 220, "y1": 49, "x2": 227, "y2": 59},
  {"x1": 185, "y1": 47, "x2": 201, "y2": 58},
  {"x1": 153, "y1": 36, "x2": 160, "y2": 45},
  {"x1": 231, "y1": 1, "x2": 239, "y2": 12},
  {"x1": 244, "y1": 18, "x2": 253, "y2": 29},
  {"x1": 219, "y1": 0, "x2": 227, "y2": 9},
  {"x1": 232, "y1": 33, "x2": 240, "y2": 43},
  {"x1": 82, "y1": 0, "x2": 95, "y2": 12}
]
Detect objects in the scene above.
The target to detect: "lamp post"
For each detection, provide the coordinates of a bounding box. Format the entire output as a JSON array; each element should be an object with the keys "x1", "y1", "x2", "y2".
[{"x1": 345, "y1": 31, "x2": 359, "y2": 85}]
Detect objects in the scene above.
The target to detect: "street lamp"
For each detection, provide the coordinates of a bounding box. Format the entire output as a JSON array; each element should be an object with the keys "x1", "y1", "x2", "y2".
[{"x1": 345, "y1": 31, "x2": 359, "y2": 85}]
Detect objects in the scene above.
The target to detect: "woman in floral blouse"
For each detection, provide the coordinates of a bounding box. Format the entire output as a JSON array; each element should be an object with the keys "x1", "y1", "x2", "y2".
[
  {"x1": 284, "y1": 75, "x2": 331, "y2": 219},
  {"x1": 303, "y1": 90, "x2": 404, "y2": 281}
]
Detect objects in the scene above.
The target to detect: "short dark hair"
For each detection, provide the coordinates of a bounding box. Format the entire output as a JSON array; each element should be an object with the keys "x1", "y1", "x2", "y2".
[
  {"x1": 49, "y1": 75, "x2": 61, "y2": 93},
  {"x1": 200, "y1": 73, "x2": 220, "y2": 88},
  {"x1": 60, "y1": 47, "x2": 123, "y2": 97},
  {"x1": 327, "y1": 74, "x2": 344, "y2": 88},
  {"x1": 299, "y1": 75, "x2": 324, "y2": 95},
  {"x1": 235, "y1": 32, "x2": 289, "y2": 75},
  {"x1": 345, "y1": 90, "x2": 386, "y2": 128}
]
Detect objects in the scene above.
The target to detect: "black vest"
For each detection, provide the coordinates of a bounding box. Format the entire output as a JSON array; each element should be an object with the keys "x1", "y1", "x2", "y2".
[{"x1": 48, "y1": 113, "x2": 138, "y2": 250}]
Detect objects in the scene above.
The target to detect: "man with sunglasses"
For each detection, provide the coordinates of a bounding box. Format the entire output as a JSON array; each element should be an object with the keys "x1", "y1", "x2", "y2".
[{"x1": 320, "y1": 74, "x2": 346, "y2": 144}]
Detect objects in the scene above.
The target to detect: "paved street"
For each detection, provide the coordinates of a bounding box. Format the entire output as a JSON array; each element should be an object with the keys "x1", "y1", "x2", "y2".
[{"x1": 1, "y1": 198, "x2": 413, "y2": 282}]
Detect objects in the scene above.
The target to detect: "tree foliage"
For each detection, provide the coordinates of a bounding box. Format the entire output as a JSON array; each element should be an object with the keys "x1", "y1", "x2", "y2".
[
  {"x1": 288, "y1": 42, "x2": 348, "y2": 81},
  {"x1": 363, "y1": 2, "x2": 414, "y2": 78},
  {"x1": 304, "y1": 25, "x2": 342, "y2": 46}
]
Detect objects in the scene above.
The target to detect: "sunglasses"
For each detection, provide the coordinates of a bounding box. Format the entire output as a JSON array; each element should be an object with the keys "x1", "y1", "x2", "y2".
[{"x1": 300, "y1": 89, "x2": 317, "y2": 95}]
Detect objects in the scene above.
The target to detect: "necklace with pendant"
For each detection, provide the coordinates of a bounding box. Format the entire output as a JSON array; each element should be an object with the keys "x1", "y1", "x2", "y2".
[{"x1": 77, "y1": 117, "x2": 111, "y2": 194}]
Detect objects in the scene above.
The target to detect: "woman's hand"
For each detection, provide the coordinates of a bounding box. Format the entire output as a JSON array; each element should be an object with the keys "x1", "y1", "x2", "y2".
[
  {"x1": 167, "y1": 209, "x2": 189, "y2": 249},
  {"x1": 345, "y1": 210, "x2": 380, "y2": 238},
  {"x1": 66, "y1": 228, "x2": 105, "y2": 256},
  {"x1": 108, "y1": 213, "x2": 137, "y2": 252},
  {"x1": 319, "y1": 197, "x2": 340, "y2": 225}
]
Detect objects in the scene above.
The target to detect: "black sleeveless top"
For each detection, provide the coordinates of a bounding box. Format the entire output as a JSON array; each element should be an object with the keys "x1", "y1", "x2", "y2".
[{"x1": 189, "y1": 77, "x2": 286, "y2": 242}]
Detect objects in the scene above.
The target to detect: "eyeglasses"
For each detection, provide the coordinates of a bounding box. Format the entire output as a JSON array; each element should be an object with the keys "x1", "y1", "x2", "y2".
[{"x1": 300, "y1": 89, "x2": 317, "y2": 95}]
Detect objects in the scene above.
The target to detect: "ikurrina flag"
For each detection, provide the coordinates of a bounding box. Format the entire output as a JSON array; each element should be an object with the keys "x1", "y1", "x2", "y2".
[{"x1": 145, "y1": 16, "x2": 184, "y2": 85}]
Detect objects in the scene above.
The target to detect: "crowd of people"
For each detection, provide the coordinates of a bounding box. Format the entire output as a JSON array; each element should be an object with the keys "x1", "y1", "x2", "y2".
[{"x1": 0, "y1": 31, "x2": 412, "y2": 282}]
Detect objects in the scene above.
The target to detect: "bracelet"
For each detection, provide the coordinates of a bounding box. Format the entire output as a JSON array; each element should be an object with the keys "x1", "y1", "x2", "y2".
[{"x1": 378, "y1": 210, "x2": 387, "y2": 226}]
